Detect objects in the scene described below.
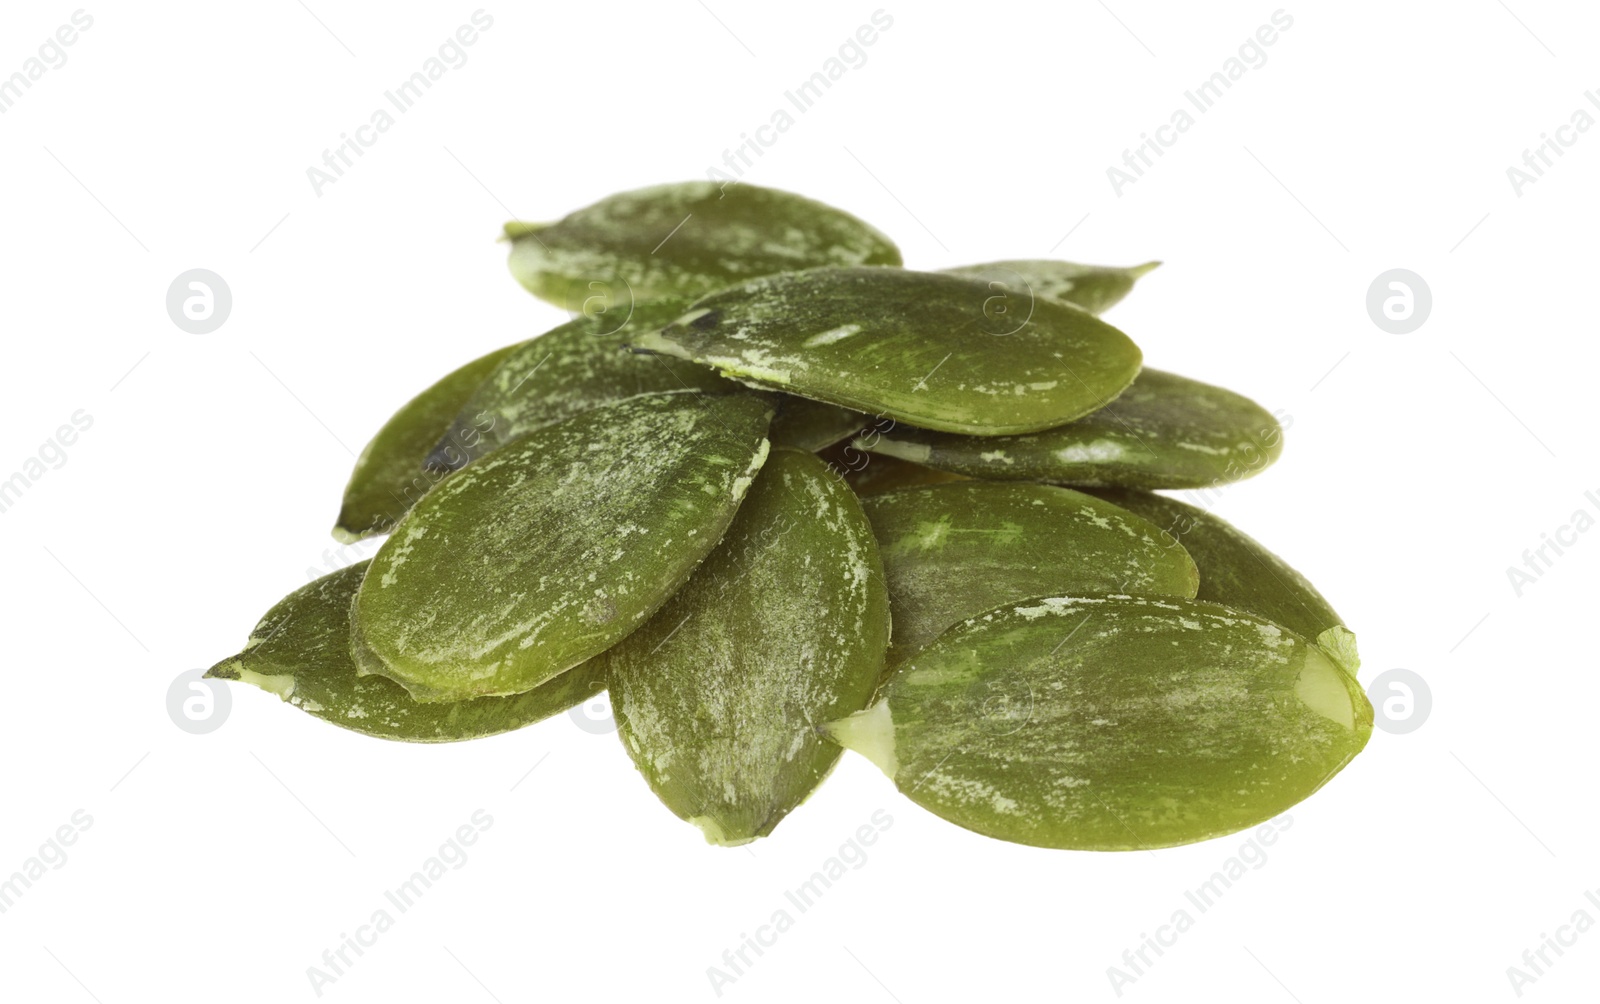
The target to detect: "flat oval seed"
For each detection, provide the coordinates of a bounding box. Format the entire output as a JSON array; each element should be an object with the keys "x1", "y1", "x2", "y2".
[
  {"x1": 768, "y1": 396, "x2": 867, "y2": 451},
  {"x1": 827, "y1": 595, "x2": 1372, "y2": 850},
  {"x1": 334, "y1": 343, "x2": 520, "y2": 542},
  {"x1": 940, "y1": 259, "x2": 1160, "y2": 315},
  {"x1": 354, "y1": 392, "x2": 775, "y2": 702},
  {"x1": 629, "y1": 266, "x2": 1143, "y2": 436},
  {"x1": 1087, "y1": 487, "x2": 1360, "y2": 674},
  {"x1": 506, "y1": 181, "x2": 901, "y2": 309},
  {"x1": 206, "y1": 562, "x2": 604, "y2": 742},
  {"x1": 859, "y1": 368, "x2": 1282, "y2": 489},
  {"x1": 426, "y1": 298, "x2": 733, "y2": 472},
  {"x1": 601, "y1": 448, "x2": 890, "y2": 845},
  {"x1": 861, "y1": 483, "x2": 1199, "y2": 665}
]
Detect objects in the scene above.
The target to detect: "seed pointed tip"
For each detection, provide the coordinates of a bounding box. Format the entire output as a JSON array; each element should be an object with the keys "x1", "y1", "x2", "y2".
[
  {"x1": 1129, "y1": 260, "x2": 1162, "y2": 278},
  {"x1": 691, "y1": 815, "x2": 759, "y2": 848},
  {"x1": 501, "y1": 220, "x2": 550, "y2": 243}
]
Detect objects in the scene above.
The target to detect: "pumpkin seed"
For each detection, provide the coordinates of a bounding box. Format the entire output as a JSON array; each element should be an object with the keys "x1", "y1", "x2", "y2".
[
  {"x1": 826, "y1": 594, "x2": 1372, "y2": 850},
  {"x1": 861, "y1": 483, "x2": 1198, "y2": 665},
  {"x1": 601, "y1": 448, "x2": 889, "y2": 845},
  {"x1": 768, "y1": 396, "x2": 866, "y2": 451},
  {"x1": 505, "y1": 181, "x2": 901, "y2": 309},
  {"x1": 206, "y1": 562, "x2": 604, "y2": 742},
  {"x1": 940, "y1": 259, "x2": 1160, "y2": 315},
  {"x1": 1087, "y1": 487, "x2": 1359, "y2": 674},
  {"x1": 334, "y1": 343, "x2": 520, "y2": 542},
  {"x1": 353, "y1": 392, "x2": 775, "y2": 702},
  {"x1": 859, "y1": 368, "x2": 1281, "y2": 489},
  {"x1": 629, "y1": 266, "x2": 1143, "y2": 435},
  {"x1": 426, "y1": 298, "x2": 733, "y2": 472}
]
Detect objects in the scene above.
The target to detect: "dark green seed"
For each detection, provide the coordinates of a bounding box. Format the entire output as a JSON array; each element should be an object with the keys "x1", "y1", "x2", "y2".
[
  {"x1": 859, "y1": 369, "x2": 1282, "y2": 489},
  {"x1": 861, "y1": 482, "x2": 1199, "y2": 665},
  {"x1": 335, "y1": 344, "x2": 520, "y2": 542},
  {"x1": 206, "y1": 562, "x2": 603, "y2": 742},
  {"x1": 1087, "y1": 487, "x2": 1359, "y2": 674}
]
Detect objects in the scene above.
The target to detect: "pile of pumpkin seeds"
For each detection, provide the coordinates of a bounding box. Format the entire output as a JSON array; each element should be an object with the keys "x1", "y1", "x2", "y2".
[{"x1": 209, "y1": 181, "x2": 1371, "y2": 851}]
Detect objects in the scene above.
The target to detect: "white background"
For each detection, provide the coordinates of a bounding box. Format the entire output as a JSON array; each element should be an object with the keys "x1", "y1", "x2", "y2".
[{"x1": 1, "y1": 1, "x2": 1596, "y2": 1001}]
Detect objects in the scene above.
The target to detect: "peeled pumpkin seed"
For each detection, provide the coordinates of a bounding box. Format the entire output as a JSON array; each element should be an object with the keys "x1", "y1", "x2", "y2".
[
  {"x1": 768, "y1": 396, "x2": 867, "y2": 452},
  {"x1": 940, "y1": 259, "x2": 1160, "y2": 315},
  {"x1": 506, "y1": 181, "x2": 901, "y2": 310},
  {"x1": 859, "y1": 368, "x2": 1282, "y2": 489},
  {"x1": 206, "y1": 562, "x2": 604, "y2": 742},
  {"x1": 861, "y1": 483, "x2": 1199, "y2": 665},
  {"x1": 334, "y1": 343, "x2": 520, "y2": 542},
  {"x1": 628, "y1": 266, "x2": 1143, "y2": 436},
  {"x1": 353, "y1": 392, "x2": 775, "y2": 702},
  {"x1": 426, "y1": 298, "x2": 732, "y2": 472},
  {"x1": 601, "y1": 448, "x2": 889, "y2": 845},
  {"x1": 1088, "y1": 487, "x2": 1359, "y2": 674},
  {"x1": 827, "y1": 594, "x2": 1372, "y2": 850}
]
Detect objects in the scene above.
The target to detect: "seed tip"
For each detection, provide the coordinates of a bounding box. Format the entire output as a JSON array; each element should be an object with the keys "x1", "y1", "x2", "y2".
[{"x1": 691, "y1": 815, "x2": 758, "y2": 847}]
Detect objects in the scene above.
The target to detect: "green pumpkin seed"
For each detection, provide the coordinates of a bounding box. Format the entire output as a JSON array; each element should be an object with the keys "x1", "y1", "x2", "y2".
[
  {"x1": 334, "y1": 344, "x2": 520, "y2": 542},
  {"x1": 1087, "y1": 487, "x2": 1359, "y2": 674},
  {"x1": 861, "y1": 483, "x2": 1199, "y2": 665},
  {"x1": 505, "y1": 181, "x2": 901, "y2": 309},
  {"x1": 601, "y1": 448, "x2": 889, "y2": 845},
  {"x1": 768, "y1": 396, "x2": 866, "y2": 451},
  {"x1": 827, "y1": 594, "x2": 1372, "y2": 850},
  {"x1": 206, "y1": 562, "x2": 604, "y2": 742},
  {"x1": 353, "y1": 392, "x2": 775, "y2": 702},
  {"x1": 940, "y1": 259, "x2": 1160, "y2": 315},
  {"x1": 629, "y1": 266, "x2": 1143, "y2": 435},
  {"x1": 859, "y1": 368, "x2": 1281, "y2": 489},
  {"x1": 426, "y1": 298, "x2": 733, "y2": 472}
]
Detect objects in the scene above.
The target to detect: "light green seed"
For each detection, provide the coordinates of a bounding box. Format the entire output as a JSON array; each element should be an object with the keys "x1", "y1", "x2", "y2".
[
  {"x1": 353, "y1": 392, "x2": 775, "y2": 702},
  {"x1": 601, "y1": 449, "x2": 890, "y2": 845},
  {"x1": 630, "y1": 266, "x2": 1143, "y2": 436},
  {"x1": 940, "y1": 259, "x2": 1160, "y2": 315},
  {"x1": 505, "y1": 181, "x2": 901, "y2": 309},
  {"x1": 827, "y1": 594, "x2": 1373, "y2": 850}
]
